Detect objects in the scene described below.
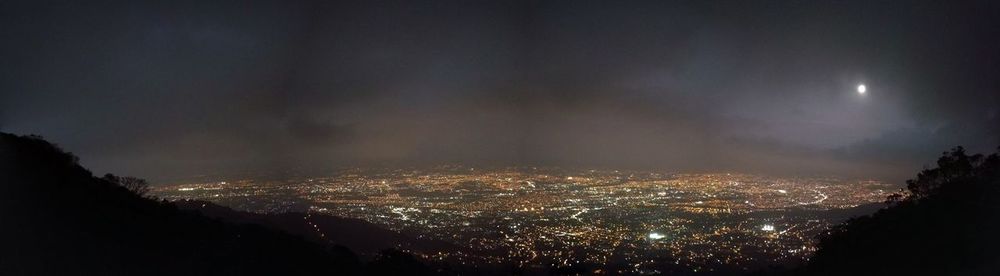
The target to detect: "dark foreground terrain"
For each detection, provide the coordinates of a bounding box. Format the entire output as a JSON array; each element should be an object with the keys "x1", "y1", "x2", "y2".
[
  {"x1": 0, "y1": 133, "x2": 433, "y2": 275},
  {"x1": 3, "y1": 132, "x2": 1000, "y2": 275}
]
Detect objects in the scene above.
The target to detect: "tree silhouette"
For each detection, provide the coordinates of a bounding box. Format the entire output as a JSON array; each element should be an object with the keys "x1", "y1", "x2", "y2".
[
  {"x1": 102, "y1": 174, "x2": 150, "y2": 197},
  {"x1": 799, "y1": 146, "x2": 1000, "y2": 275},
  {"x1": 905, "y1": 146, "x2": 988, "y2": 199}
]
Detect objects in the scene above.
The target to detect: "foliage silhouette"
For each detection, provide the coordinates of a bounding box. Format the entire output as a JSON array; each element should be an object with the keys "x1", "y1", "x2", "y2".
[
  {"x1": 793, "y1": 147, "x2": 1000, "y2": 275},
  {"x1": 102, "y1": 173, "x2": 151, "y2": 197}
]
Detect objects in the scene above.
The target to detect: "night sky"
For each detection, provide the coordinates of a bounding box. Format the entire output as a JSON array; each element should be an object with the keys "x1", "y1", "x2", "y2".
[{"x1": 2, "y1": 0, "x2": 998, "y2": 183}]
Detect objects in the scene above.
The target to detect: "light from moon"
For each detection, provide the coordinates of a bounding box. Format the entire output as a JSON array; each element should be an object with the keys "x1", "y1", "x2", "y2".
[{"x1": 857, "y1": 84, "x2": 867, "y2": 94}]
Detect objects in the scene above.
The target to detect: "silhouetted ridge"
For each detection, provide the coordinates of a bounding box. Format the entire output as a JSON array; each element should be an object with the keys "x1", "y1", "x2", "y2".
[
  {"x1": 0, "y1": 133, "x2": 435, "y2": 275},
  {"x1": 789, "y1": 147, "x2": 1000, "y2": 275}
]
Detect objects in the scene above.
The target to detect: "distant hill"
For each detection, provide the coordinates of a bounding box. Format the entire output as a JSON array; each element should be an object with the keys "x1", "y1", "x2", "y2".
[
  {"x1": 174, "y1": 200, "x2": 458, "y2": 258},
  {"x1": 0, "y1": 133, "x2": 432, "y2": 275}
]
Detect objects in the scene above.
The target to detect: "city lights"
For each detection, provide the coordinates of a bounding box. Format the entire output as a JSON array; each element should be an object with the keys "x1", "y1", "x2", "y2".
[{"x1": 153, "y1": 168, "x2": 892, "y2": 273}]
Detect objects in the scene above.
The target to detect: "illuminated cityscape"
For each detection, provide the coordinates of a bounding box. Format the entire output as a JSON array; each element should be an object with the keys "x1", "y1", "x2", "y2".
[
  {"x1": 5, "y1": 0, "x2": 999, "y2": 274},
  {"x1": 153, "y1": 167, "x2": 893, "y2": 274}
]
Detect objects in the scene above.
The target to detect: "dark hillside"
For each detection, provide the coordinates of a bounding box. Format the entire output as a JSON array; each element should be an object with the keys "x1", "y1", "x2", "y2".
[
  {"x1": 0, "y1": 133, "x2": 365, "y2": 275},
  {"x1": 787, "y1": 147, "x2": 1000, "y2": 275},
  {"x1": 174, "y1": 200, "x2": 459, "y2": 258}
]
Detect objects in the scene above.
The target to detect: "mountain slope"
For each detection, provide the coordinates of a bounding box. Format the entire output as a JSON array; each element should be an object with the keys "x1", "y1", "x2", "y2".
[
  {"x1": 174, "y1": 200, "x2": 458, "y2": 258},
  {"x1": 795, "y1": 147, "x2": 1000, "y2": 275},
  {"x1": 0, "y1": 133, "x2": 364, "y2": 275}
]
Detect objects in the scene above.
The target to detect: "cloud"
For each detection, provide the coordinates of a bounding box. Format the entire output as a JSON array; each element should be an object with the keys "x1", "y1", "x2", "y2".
[{"x1": 2, "y1": 0, "x2": 998, "y2": 183}]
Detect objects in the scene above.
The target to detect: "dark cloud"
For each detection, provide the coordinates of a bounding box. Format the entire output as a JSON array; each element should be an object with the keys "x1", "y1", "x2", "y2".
[{"x1": 2, "y1": 0, "x2": 998, "y2": 183}]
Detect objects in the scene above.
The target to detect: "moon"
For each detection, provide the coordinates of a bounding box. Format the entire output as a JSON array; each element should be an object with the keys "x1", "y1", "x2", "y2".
[{"x1": 857, "y1": 84, "x2": 867, "y2": 94}]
